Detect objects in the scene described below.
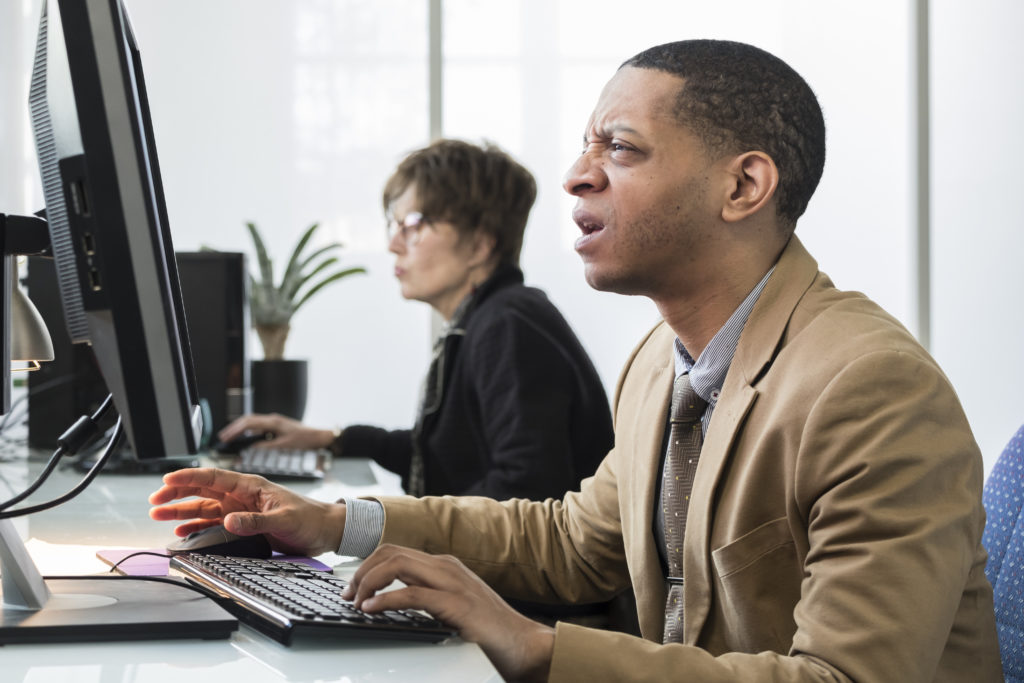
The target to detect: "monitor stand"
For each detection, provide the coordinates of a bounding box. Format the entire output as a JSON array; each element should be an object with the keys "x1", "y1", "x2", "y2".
[
  {"x1": 0, "y1": 518, "x2": 237, "y2": 644},
  {"x1": 64, "y1": 447, "x2": 198, "y2": 475}
]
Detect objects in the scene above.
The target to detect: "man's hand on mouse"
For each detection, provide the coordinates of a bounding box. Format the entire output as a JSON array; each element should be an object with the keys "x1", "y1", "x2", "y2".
[
  {"x1": 218, "y1": 413, "x2": 335, "y2": 451},
  {"x1": 148, "y1": 467, "x2": 346, "y2": 557}
]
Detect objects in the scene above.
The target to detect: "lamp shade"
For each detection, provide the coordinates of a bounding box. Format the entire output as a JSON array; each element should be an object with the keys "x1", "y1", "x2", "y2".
[{"x1": 10, "y1": 260, "x2": 54, "y2": 363}]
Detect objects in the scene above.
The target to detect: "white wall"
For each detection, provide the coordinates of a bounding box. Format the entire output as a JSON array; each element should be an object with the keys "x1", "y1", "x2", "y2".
[
  {"x1": 442, "y1": 0, "x2": 914, "y2": 402},
  {"x1": 2, "y1": 1, "x2": 1017, "y2": 473},
  {"x1": 931, "y1": 0, "x2": 1024, "y2": 470},
  {"x1": 125, "y1": 1, "x2": 916, "y2": 439},
  {"x1": 122, "y1": 1, "x2": 439, "y2": 432},
  {"x1": 0, "y1": 1, "x2": 37, "y2": 214}
]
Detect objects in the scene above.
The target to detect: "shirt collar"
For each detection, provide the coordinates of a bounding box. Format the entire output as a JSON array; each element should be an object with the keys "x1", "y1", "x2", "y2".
[{"x1": 674, "y1": 266, "x2": 775, "y2": 408}]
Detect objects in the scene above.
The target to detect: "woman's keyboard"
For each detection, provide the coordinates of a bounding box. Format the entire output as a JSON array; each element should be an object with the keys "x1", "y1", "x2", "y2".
[{"x1": 231, "y1": 448, "x2": 327, "y2": 480}]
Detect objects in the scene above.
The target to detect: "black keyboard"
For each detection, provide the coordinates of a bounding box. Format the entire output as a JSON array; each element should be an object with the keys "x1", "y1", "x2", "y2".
[
  {"x1": 170, "y1": 554, "x2": 455, "y2": 645},
  {"x1": 231, "y1": 448, "x2": 327, "y2": 480}
]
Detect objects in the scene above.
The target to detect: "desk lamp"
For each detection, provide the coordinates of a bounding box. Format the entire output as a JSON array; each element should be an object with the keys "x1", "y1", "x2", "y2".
[
  {"x1": 11, "y1": 257, "x2": 55, "y2": 371},
  {"x1": 0, "y1": 213, "x2": 53, "y2": 412}
]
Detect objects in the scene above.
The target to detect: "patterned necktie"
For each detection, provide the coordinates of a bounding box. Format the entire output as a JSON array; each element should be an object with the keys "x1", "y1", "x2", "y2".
[{"x1": 661, "y1": 372, "x2": 707, "y2": 644}]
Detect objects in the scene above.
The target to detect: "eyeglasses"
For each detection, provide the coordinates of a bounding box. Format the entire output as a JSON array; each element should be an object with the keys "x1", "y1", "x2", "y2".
[{"x1": 385, "y1": 211, "x2": 431, "y2": 247}]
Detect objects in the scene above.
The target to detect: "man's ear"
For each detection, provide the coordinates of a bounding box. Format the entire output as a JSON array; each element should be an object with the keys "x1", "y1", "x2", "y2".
[{"x1": 721, "y1": 151, "x2": 779, "y2": 223}]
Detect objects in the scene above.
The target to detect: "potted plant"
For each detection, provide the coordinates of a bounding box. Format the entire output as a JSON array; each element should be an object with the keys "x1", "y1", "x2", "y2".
[{"x1": 246, "y1": 220, "x2": 366, "y2": 419}]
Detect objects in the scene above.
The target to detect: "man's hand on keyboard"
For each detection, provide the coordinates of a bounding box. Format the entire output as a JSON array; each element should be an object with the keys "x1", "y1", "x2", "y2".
[
  {"x1": 219, "y1": 413, "x2": 335, "y2": 451},
  {"x1": 148, "y1": 467, "x2": 346, "y2": 556},
  {"x1": 342, "y1": 544, "x2": 556, "y2": 682}
]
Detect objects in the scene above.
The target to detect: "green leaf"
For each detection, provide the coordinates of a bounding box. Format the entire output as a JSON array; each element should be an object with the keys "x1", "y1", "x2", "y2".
[
  {"x1": 290, "y1": 256, "x2": 341, "y2": 304},
  {"x1": 292, "y1": 266, "x2": 367, "y2": 313},
  {"x1": 244, "y1": 220, "x2": 366, "y2": 331},
  {"x1": 297, "y1": 242, "x2": 344, "y2": 277},
  {"x1": 279, "y1": 222, "x2": 320, "y2": 299},
  {"x1": 246, "y1": 222, "x2": 275, "y2": 290},
  {"x1": 282, "y1": 243, "x2": 343, "y2": 302}
]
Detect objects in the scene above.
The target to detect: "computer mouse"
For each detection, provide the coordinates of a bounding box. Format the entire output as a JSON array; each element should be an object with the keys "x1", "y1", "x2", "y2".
[
  {"x1": 211, "y1": 430, "x2": 274, "y2": 454},
  {"x1": 166, "y1": 524, "x2": 274, "y2": 558}
]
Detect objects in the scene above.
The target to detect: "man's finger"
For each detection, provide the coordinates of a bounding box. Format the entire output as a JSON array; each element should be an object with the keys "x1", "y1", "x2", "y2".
[
  {"x1": 342, "y1": 544, "x2": 400, "y2": 600},
  {"x1": 170, "y1": 518, "x2": 223, "y2": 538},
  {"x1": 148, "y1": 484, "x2": 229, "y2": 505},
  {"x1": 346, "y1": 543, "x2": 406, "y2": 584},
  {"x1": 149, "y1": 498, "x2": 224, "y2": 521},
  {"x1": 348, "y1": 548, "x2": 464, "y2": 609},
  {"x1": 160, "y1": 467, "x2": 257, "y2": 497},
  {"x1": 223, "y1": 510, "x2": 273, "y2": 535},
  {"x1": 358, "y1": 584, "x2": 453, "y2": 618}
]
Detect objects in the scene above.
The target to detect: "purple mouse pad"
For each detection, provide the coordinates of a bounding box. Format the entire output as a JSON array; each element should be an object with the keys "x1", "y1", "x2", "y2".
[{"x1": 96, "y1": 548, "x2": 333, "y2": 576}]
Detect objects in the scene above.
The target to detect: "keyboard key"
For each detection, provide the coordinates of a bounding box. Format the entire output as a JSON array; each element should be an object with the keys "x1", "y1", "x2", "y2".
[
  {"x1": 169, "y1": 554, "x2": 455, "y2": 645},
  {"x1": 233, "y1": 448, "x2": 327, "y2": 480}
]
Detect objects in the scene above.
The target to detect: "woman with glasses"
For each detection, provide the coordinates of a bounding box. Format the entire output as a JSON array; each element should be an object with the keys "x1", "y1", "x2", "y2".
[{"x1": 219, "y1": 139, "x2": 613, "y2": 502}]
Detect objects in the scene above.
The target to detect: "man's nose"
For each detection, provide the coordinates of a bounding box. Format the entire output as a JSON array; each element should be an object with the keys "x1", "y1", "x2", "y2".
[{"x1": 562, "y1": 152, "x2": 606, "y2": 196}]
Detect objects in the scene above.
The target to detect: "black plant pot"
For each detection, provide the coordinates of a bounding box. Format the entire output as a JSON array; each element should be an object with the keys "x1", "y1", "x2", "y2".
[{"x1": 251, "y1": 359, "x2": 308, "y2": 420}]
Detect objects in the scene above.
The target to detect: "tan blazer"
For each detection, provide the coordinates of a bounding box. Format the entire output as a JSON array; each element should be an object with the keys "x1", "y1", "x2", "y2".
[{"x1": 377, "y1": 236, "x2": 1002, "y2": 681}]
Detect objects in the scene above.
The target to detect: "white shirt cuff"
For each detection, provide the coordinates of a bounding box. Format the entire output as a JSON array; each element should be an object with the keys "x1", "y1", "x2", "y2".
[{"x1": 337, "y1": 497, "x2": 384, "y2": 557}]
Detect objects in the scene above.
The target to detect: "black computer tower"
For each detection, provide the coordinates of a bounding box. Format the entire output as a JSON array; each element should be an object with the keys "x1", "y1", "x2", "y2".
[
  {"x1": 175, "y1": 251, "x2": 252, "y2": 437},
  {"x1": 27, "y1": 251, "x2": 251, "y2": 449}
]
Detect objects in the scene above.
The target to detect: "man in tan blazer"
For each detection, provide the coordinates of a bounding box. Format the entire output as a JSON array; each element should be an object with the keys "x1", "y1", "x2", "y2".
[{"x1": 151, "y1": 40, "x2": 1002, "y2": 681}]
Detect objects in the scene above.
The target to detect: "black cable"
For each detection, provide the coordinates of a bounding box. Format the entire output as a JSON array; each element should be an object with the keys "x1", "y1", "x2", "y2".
[
  {"x1": 42, "y1": 573, "x2": 232, "y2": 605},
  {"x1": 0, "y1": 444, "x2": 65, "y2": 511},
  {"x1": 0, "y1": 372, "x2": 81, "y2": 435},
  {"x1": 57, "y1": 394, "x2": 114, "y2": 453},
  {"x1": 0, "y1": 394, "x2": 115, "y2": 513},
  {"x1": 106, "y1": 550, "x2": 175, "y2": 572},
  {"x1": 60, "y1": 422, "x2": 121, "y2": 471},
  {"x1": 0, "y1": 417, "x2": 123, "y2": 520}
]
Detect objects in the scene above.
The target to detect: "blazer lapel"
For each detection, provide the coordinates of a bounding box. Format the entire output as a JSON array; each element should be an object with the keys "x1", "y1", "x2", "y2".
[
  {"x1": 619, "y1": 324, "x2": 675, "y2": 641},
  {"x1": 680, "y1": 235, "x2": 821, "y2": 644},
  {"x1": 682, "y1": 383, "x2": 759, "y2": 643}
]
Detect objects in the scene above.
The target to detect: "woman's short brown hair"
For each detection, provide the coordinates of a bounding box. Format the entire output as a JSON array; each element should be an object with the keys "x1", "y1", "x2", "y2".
[{"x1": 382, "y1": 139, "x2": 537, "y2": 266}]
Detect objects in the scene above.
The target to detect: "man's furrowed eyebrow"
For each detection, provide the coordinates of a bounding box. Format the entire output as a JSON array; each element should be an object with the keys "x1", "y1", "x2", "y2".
[{"x1": 585, "y1": 124, "x2": 641, "y2": 143}]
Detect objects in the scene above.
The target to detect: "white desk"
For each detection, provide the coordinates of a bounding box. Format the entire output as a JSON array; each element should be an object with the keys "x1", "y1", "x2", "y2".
[{"x1": 0, "y1": 452, "x2": 500, "y2": 683}]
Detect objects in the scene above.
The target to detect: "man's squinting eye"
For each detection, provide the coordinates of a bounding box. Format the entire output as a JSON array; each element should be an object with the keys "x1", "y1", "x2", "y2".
[
  {"x1": 610, "y1": 140, "x2": 639, "y2": 155},
  {"x1": 579, "y1": 136, "x2": 635, "y2": 156}
]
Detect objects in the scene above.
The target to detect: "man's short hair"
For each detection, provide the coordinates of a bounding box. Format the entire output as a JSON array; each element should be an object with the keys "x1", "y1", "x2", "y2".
[
  {"x1": 382, "y1": 139, "x2": 537, "y2": 266},
  {"x1": 623, "y1": 40, "x2": 826, "y2": 229}
]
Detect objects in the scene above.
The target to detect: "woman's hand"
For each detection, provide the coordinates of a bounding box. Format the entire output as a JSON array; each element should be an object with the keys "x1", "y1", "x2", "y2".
[
  {"x1": 218, "y1": 413, "x2": 336, "y2": 451},
  {"x1": 148, "y1": 467, "x2": 346, "y2": 556},
  {"x1": 342, "y1": 544, "x2": 555, "y2": 682}
]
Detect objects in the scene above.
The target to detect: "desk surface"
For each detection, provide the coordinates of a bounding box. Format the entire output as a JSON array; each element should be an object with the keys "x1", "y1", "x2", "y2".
[{"x1": 0, "y1": 452, "x2": 500, "y2": 683}]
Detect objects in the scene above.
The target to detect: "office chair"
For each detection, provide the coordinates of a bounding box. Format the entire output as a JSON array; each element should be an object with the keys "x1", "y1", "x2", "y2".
[{"x1": 982, "y1": 423, "x2": 1024, "y2": 681}]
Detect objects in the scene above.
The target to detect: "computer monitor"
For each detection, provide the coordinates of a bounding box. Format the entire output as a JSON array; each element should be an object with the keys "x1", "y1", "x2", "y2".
[
  {"x1": 28, "y1": 0, "x2": 202, "y2": 458},
  {"x1": 0, "y1": 0, "x2": 235, "y2": 643}
]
